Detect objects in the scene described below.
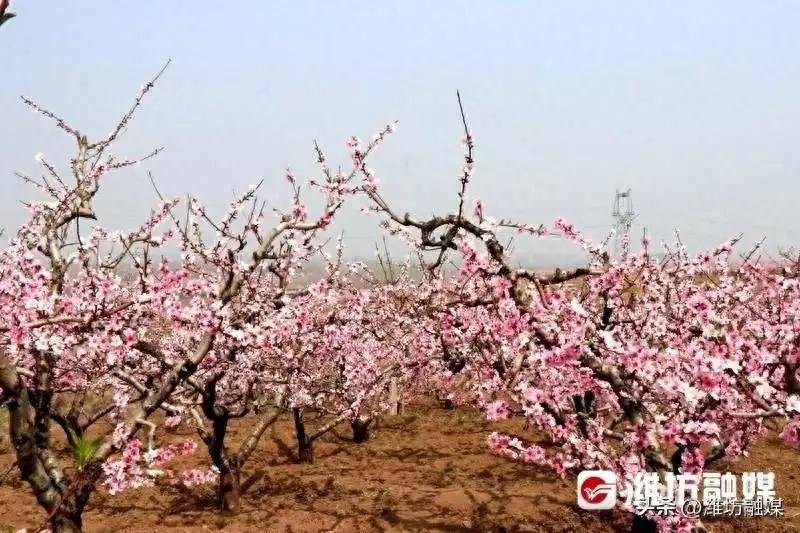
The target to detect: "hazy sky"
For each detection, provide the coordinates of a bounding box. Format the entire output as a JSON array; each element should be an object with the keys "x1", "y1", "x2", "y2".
[{"x1": 2, "y1": 1, "x2": 799, "y2": 265}]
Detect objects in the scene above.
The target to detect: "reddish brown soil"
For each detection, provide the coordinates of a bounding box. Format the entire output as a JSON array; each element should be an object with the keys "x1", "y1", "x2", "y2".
[{"x1": 0, "y1": 405, "x2": 798, "y2": 533}]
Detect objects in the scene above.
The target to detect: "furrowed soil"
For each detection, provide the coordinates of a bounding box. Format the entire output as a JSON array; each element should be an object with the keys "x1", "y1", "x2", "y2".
[{"x1": 0, "y1": 404, "x2": 797, "y2": 533}]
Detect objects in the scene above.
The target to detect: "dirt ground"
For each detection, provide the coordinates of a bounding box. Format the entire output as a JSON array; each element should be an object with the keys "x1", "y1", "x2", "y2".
[{"x1": 0, "y1": 404, "x2": 798, "y2": 533}]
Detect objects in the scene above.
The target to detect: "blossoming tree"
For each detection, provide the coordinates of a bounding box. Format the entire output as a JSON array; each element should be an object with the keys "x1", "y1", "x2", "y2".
[
  {"x1": 135, "y1": 130, "x2": 395, "y2": 511},
  {"x1": 0, "y1": 65, "x2": 394, "y2": 531},
  {"x1": 267, "y1": 249, "x2": 442, "y2": 463},
  {"x1": 359, "y1": 96, "x2": 800, "y2": 533}
]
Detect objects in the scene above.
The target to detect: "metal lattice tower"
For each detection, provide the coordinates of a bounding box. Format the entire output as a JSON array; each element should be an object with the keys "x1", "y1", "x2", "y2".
[{"x1": 612, "y1": 189, "x2": 636, "y2": 261}]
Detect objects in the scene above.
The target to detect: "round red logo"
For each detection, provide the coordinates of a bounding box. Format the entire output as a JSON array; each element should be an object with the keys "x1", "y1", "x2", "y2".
[{"x1": 580, "y1": 475, "x2": 611, "y2": 504}]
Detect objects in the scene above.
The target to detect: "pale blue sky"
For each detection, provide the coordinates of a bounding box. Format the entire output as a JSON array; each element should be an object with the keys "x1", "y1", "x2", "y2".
[{"x1": 2, "y1": 1, "x2": 799, "y2": 265}]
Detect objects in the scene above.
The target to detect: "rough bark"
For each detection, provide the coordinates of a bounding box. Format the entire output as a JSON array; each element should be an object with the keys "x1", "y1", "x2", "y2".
[
  {"x1": 218, "y1": 463, "x2": 241, "y2": 513},
  {"x1": 213, "y1": 403, "x2": 283, "y2": 512},
  {"x1": 1, "y1": 357, "x2": 57, "y2": 500},
  {"x1": 350, "y1": 418, "x2": 371, "y2": 443},
  {"x1": 50, "y1": 514, "x2": 83, "y2": 533},
  {"x1": 387, "y1": 378, "x2": 402, "y2": 415},
  {"x1": 198, "y1": 378, "x2": 243, "y2": 513},
  {"x1": 0, "y1": 354, "x2": 99, "y2": 532},
  {"x1": 293, "y1": 408, "x2": 313, "y2": 464},
  {"x1": 195, "y1": 387, "x2": 283, "y2": 514}
]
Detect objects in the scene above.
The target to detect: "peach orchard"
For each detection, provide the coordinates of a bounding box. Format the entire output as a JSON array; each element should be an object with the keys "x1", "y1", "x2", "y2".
[{"x1": 0, "y1": 67, "x2": 798, "y2": 533}]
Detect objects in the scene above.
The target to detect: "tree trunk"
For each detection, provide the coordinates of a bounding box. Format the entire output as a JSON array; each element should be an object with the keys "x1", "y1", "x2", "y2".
[
  {"x1": 218, "y1": 465, "x2": 241, "y2": 513},
  {"x1": 0, "y1": 357, "x2": 88, "y2": 533},
  {"x1": 47, "y1": 459, "x2": 105, "y2": 533},
  {"x1": 388, "y1": 379, "x2": 402, "y2": 415},
  {"x1": 293, "y1": 408, "x2": 313, "y2": 464},
  {"x1": 441, "y1": 398, "x2": 454, "y2": 410},
  {"x1": 51, "y1": 511, "x2": 83, "y2": 533},
  {"x1": 351, "y1": 418, "x2": 370, "y2": 443},
  {"x1": 298, "y1": 437, "x2": 313, "y2": 463},
  {"x1": 198, "y1": 395, "x2": 244, "y2": 514}
]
